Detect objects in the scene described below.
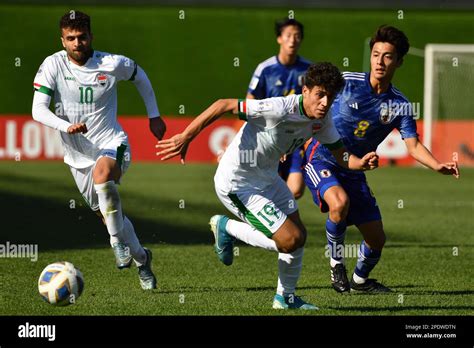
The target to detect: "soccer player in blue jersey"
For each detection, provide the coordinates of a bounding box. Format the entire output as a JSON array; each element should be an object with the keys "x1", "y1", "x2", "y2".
[
  {"x1": 303, "y1": 25, "x2": 460, "y2": 293},
  {"x1": 247, "y1": 17, "x2": 312, "y2": 199}
]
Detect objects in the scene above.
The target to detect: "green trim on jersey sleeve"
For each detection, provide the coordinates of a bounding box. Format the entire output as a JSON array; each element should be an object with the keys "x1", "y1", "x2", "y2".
[
  {"x1": 33, "y1": 84, "x2": 54, "y2": 97},
  {"x1": 323, "y1": 139, "x2": 344, "y2": 150},
  {"x1": 228, "y1": 193, "x2": 273, "y2": 238},
  {"x1": 238, "y1": 99, "x2": 247, "y2": 121},
  {"x1": 128, "y1": 62, "x2": 138, "y2": 81}
]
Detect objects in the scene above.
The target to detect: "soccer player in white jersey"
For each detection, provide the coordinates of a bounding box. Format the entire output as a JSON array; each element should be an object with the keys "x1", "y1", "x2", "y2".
[
  {"x1": 32, "y1": 11, "x2": 166, "y2": 290},
  {"x1": 157, "y1": 63, "x2": 379, "y2": 309}
]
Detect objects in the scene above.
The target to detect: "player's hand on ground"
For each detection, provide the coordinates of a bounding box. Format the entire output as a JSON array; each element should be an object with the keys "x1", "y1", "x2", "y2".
[
  {"x1": 436, "y1": 162, "x2": 460, "y2": 178},
  {"x1": 149, "y1": 117, "x2": 166, "y2": 140},
  {"x1": 360, "y1": 151, "x2": 379, "y2": 170},
  {"x1": 156, "y1": 133, "x2": 189, "y2": 164},
  {"x1": 67, "y1": 123, "x2": 88, "y2": 134}
]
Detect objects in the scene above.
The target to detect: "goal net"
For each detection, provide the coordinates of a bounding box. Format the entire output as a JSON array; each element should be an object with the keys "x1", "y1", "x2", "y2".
[{"x1": 423, "y1": 44, "x2": 474, "y2": 166}]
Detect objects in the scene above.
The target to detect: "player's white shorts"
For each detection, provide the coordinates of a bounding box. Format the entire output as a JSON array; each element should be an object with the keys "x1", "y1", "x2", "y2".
[
  {"x1": 70, "y1": 142, "x2": 131, "y2": 211},
  {"x1": 215, "y1": 177, "x2": 298, "y2": 238}
]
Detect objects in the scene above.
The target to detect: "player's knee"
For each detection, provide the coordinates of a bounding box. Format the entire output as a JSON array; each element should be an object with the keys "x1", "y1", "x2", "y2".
[
  {"x1": 276, "y1": 228, "x2": 306, "y2": 253},
  {"x1": 93, "y1": 167, "x2": 110, "y2": 184},
  {"x1": 329, "y1": 193, "x2": 349, "y2": 220},
  {"x1": 292, "y1": 187, "x2": 305, "y2": 200},
  {"x1": 93, "y1": 167, "x2": 119, "y2": 184},
  {"x1": 288, "y1": 178, "x2": 305, "y2": 200}
]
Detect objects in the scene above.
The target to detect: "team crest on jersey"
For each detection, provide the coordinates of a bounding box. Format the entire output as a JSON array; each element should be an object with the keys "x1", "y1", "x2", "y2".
[
  {"x1": 379, "y1": 103, "x2": 396, "y2": 124},
  {"x1": 319, "y1": 169, "x2": 332, "y2": 178},
  {"x1": 97, "y1": 73, "x2": 108, "y2": 87}
]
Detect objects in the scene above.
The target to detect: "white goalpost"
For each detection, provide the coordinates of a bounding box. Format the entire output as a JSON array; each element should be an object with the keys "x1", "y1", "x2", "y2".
[{"x1": 423, "y1": 44, "x2": 474, "y2": 151}]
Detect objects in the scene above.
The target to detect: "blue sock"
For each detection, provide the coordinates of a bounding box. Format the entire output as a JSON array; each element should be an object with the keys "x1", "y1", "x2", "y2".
[
  {"x1": 326, "y1": 218, "x2": 347, "y2": 261},
  {"x1": 354, "y1": 241, "x2": 382, "y2": 279}
]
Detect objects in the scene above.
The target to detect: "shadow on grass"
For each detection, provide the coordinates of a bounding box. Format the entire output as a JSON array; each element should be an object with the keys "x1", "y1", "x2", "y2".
[
  {"x1": 153, "y1": 284, "x2": 328, "y2": 294},
  {"x1": 329, "y1": 305, "x2": 474, "y2": 312},
  {"x1": 0, "y1": 171, "x2": 221, "y2": 249},
  {"x1": 386, "y1": 243, "x2": 474, "y2": 248},
  {"x1": 404, "y1": 290, "x2": 474, "y2": 296}
]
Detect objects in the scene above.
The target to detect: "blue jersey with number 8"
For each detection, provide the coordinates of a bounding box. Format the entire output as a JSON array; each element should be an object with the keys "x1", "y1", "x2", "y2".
[{"x1": 312, "y1": 72, "x2": 418, "y2": 168}]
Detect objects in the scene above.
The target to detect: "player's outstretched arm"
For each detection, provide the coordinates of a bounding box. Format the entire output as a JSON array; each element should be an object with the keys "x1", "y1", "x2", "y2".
[
  {"x1": 330, "y1": 146, "x2": 379, "y2": 171},
  {"x1": 404, "y1": 137, "x2": 460, "y2": 178},
  {"x1": 156, "y1": 99, "x2": 238, "y2": 163}
]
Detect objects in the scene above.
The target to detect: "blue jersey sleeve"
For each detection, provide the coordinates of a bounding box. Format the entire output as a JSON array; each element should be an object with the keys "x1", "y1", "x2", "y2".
[
  {"x1": 248, "y1": 69, "x2": 266, "y2": 99},
  {"x1": 395, "y1": 97, "x2": 418, "y2": 139},
  {"x1": 398, "y1": 114, "x2": 418, "y2": 139}
]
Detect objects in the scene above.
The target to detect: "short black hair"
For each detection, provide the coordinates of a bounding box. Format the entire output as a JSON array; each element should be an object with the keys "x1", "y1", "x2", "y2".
[
  {"x1": 370, "y1": 25, "x2": 410, "y2": 60},
  {"x1": 304, "y1": 62, "x2": 345, "y2": 95},
  {"x1": 275, "y1": 18, "x2": 304, "y2": 39},
  {"x1": 59, "y1": 10, "x2": 91, "y2": 33}
]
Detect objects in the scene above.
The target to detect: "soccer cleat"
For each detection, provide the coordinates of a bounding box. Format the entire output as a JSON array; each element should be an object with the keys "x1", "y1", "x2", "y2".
[
  {"x1": 350, "y1": 277, "x2": 392, "y2": 293},
  {"x1": 330, "y1": 263, "x2": 350, "y2": 293},
  {"x1": 138, "y1": 248, "x2": 157, "y2": 290},
  {"x1": 209, "y1": 215, "x2": 234, "y2": 266},
  {"x1": 112, "y1": 242, "x2": 133, "y2": 269},
  {"x1": 272, "y1": 294, "x2": 319, "y2": 310}
]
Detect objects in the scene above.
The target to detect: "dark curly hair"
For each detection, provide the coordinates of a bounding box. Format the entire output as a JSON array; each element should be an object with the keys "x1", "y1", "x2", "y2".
[
  {"x1": 370, "y1": 25, "x2": 410, "y2": 60},
  {"x1": 275, "y1": 18, "x2": 304, "y2": 39},
  {"x1": 59, "y1": 10, "x2": 91, "y2": 33},
  {"x1": 304, "y1": 62, "x2": 345, "y2": 95}
]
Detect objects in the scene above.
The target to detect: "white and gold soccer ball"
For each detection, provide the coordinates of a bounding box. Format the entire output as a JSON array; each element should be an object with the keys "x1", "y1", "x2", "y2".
[{"x1": 38, "y1": 261, "x2": 84, "y2": 306}]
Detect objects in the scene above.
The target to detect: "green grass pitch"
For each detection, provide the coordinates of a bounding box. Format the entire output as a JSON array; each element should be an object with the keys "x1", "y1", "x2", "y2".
[{"x1": 0, "y1": 161, "x2": 472, "y2": 315}]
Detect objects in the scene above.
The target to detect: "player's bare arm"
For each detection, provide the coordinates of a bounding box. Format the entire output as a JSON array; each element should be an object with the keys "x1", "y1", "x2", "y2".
[
  {"x1": 156, "y1": 99, "x2": 238, "y2": 162},
  {"x1": 330, "y1": 146, "x2": 379, "y2": 171},
  {"x1": 404, "y1": 137, "x2": 460, "y2": 178}
]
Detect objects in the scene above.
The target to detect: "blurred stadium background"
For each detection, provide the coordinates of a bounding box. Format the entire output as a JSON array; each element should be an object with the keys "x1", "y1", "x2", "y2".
[{"x1": 0, "y1": 1, "x2": 472, "y2": 315}]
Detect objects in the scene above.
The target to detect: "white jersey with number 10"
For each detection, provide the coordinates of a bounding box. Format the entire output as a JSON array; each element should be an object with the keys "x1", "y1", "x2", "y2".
[{"x1": 33, "y1": 50, "x2": 137, "y2": 169}]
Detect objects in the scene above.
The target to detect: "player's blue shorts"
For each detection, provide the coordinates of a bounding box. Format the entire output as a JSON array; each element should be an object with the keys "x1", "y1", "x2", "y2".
[
  {"x1": 278, "y1": 147, "x2": 304, "y2": 181},
  {"x1": 303, "y1": 146, "x2": 381, "y2": 226}
]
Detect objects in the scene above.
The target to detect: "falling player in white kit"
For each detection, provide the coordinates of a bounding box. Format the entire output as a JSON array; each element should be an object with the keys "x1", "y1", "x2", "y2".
[
  {"x1": 31, "y1": 11, "x2": 166, "y2": 290},
  {"x1": 157, "y1": 63, "x2": 379, "y2": 309}
]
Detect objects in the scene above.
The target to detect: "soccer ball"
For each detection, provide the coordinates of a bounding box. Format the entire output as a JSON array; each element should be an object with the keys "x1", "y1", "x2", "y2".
[{"x1": 38, "y1": 261, "x2": 84, "y2": 306}]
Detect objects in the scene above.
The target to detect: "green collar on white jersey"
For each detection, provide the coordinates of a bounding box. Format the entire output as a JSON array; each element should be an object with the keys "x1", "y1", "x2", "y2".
[{"x1": 299, "y1": 95, "x2": 310, "y2": 119}]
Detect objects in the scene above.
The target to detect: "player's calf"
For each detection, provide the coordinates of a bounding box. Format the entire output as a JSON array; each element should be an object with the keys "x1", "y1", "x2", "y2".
[{"x1": 322, "y1": 186, "x2": 351, "y2": 292}]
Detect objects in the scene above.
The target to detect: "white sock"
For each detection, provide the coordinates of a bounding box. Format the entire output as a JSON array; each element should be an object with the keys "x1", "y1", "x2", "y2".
[
  {"x1": 276, "y1": 247, "x2": 304, "y2": 296},
  {"x1": 352, "y1": 273, "x2": 367, "y2": 284},
  {"x1": 95, "y1": 181, "x2": 124, "y2": 242},
  {"x1": 123, "y1": 216, "x2": 147, "y2": 266},
  {"x1": 226, "y1": 219, "x2": 278, "y2": 251},
  {"x1": 330, "y1": 257, "x2": 345, "y2": 268},
  {"x1": 109, "y1": 235, "x2": 120, "y2": 247}
]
